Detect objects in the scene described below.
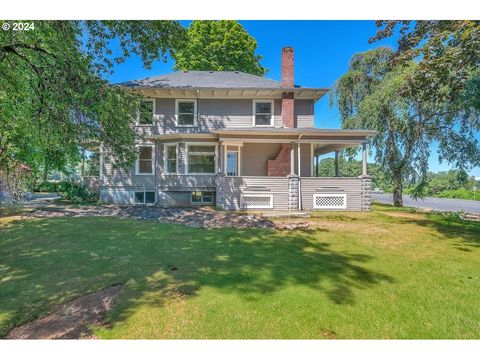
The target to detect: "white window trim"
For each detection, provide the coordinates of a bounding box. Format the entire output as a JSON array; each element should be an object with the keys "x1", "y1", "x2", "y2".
[
  {"x1": 240, "y1": 193, "x2": 274, "y2": 209},
  {"x1": 163, "y1": 142, "x2": 179, "y2": 175},
  {"x1": 313, "y1": 193, "x2": 347, "y2": 209},
  {"x1": 137, "y1": 99, "x2": 156, "y2": 126},
  {"x1": 135, "y1": 144, "x2": 155, "y2": 176},
  {"x1": 133, "y1": 190, "x2": 157, "y2": 206},
  {"x1": 175, "y1": 99, "x2": 198, "y2": 127},
  {"x1": 186, "y1": 142, "x2": 218, "y2": 175},
  {"x1": 252, "y1": 100, "x2": 274, "y2": 127},
  {"x1": 190, "y1": 191, "x2": 214, "y2": 205}
]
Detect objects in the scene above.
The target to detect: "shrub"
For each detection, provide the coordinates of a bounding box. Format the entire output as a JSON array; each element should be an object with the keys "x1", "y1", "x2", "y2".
[
  {"x1": 35, "y1": 181, "x2": 98, "y2": 204},
  {"x1": 436, "y1": 189, "x2": 477, "y2": 201}
]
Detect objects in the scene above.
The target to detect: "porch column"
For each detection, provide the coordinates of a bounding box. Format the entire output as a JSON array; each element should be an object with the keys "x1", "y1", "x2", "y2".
[
  {"x1": 334, "y1": 150, "x2": 339, "y2": 177},
  {"x1": 297, "y1": 142, "x2": 301, "y2": 177},
  {"x1": 218, "y1": 141, "x2": 224, "y2": 174},
  {"x1": 362, "y1": 143, "x2": 367, "y2": 176},
  {"x1": 223, "y1": 143, "x2": 227, "y2": 174},
  {"x1": 290, "y1": 142, "x2": 295, "y2": 175}
]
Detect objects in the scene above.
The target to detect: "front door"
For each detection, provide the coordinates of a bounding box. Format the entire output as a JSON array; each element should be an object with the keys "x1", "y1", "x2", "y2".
[{"x1": 227, "y1": 151, "x2": 238, "y2": 176}]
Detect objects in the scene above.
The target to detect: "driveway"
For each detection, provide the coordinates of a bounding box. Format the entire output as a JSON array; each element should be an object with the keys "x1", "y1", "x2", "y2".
[{"x1": 372, "y1": 193, "x2": 480, "y2": 214}]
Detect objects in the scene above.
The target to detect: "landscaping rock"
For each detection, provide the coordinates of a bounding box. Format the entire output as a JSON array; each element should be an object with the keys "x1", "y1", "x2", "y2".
[{"x1": 23, "y1": 205, "x2": 280, "y2": 229}]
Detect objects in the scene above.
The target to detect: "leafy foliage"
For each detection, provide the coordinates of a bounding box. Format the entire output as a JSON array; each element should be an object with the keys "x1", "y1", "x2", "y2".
[
  {"x1": 35, "y1": 180, "x2": 97, "y2": 204},
  {"x1": 332, "y1": 41, "x2": 480, "y2": 206},
  {"x1": 315, "y1": 157, "x2": 392, "y2": 191},
  {"x1": 0, "y1": 20, "x2": 185, "y2": 177},
  {"x1": 173, "y1": 21, "x2": 266, "y2": 76}
]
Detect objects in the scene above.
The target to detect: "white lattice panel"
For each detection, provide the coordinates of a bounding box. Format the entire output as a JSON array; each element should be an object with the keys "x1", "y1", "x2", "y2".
[
  {"x1": 313, "y1": 194, "x2": 347, "y2": 209},
  {"x1": 240, "y1": 194, "x2": 273, "y2": 209}
]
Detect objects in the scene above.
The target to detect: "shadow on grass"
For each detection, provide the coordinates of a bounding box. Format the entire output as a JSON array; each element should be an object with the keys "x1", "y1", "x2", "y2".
[
  {"x1": 0, "y1": 217, "x2": 394, "y2": 337},
  {"x1": 395, "y1": 213, "x2": 480, "y2": 250}
]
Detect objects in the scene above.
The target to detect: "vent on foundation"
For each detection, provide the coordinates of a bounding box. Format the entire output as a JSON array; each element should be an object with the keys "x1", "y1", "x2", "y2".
[
  {"x1": 240, "y1": 194, "x2": 273, "y2": 209},
  {"x1": 313, "y1": 194, "x2": 347, "y2": 209}
]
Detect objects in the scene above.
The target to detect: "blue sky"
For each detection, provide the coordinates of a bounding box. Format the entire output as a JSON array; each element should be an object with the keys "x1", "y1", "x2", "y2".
[{"x1": 106, "y1": 20, "x2": 480, "y2": 177}]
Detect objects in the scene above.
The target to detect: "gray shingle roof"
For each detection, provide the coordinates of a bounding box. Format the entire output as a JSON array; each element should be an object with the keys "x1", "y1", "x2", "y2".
[{"x1": 118, "y1": 71, "x2": 300, "y2": 89}]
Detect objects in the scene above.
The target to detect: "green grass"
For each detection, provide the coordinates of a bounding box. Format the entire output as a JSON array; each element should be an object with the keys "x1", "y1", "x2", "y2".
[{"x1": 1, "y1": 205, "x2": 479, "y2": 339}]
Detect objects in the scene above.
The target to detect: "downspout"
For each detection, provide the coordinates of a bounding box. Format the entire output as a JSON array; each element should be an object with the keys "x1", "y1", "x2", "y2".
[{"x1": 297, "y1": 134, "x2": 302, "y2": 210}]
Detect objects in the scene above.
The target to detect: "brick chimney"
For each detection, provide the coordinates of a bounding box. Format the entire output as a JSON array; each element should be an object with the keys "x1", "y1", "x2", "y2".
[{"x1": 281, "y1": 47, "x2": 295, "y2": 128}]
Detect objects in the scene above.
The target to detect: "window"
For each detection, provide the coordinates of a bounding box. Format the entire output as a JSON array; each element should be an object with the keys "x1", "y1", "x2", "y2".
[
  {"x1": 191, "y1": 191, "x2": 214, "y2": 205},
  {"x1": 134, "y1": 191, "x2": 156, "y2": 204},
  {"x1": 138, "y1": 99, "x2": 155, "y2": 125},
  {"x1": 164, "y1": 144, "x2": 177, "y2": 174},
  {"x1": 187, "y1": 144, "x2": 216, "y2": 174},
  {"x1": 227, "y1": 151, "x2": 238, "y2": 176},
  {"x1": 136, "y1": 145, "x2": 155, "y2": 175},
  {"x1": 176, "y1": 99, "x2": 197, "y2": 126},
  {"x1": 253, "y1": 100, "x2": 274, "y2": 127}
]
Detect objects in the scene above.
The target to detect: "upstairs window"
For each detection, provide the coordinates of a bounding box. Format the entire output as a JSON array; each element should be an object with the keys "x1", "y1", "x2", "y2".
[
  {"x1": 164, "y1": 144, "x2": 178, "y2": 174},
  {"x1": 176, "y1": 99, "x2": 197, "y2": 126},
  {"x1": 138, "y1": 99, "x2": 155, "y2": 125},
  {"x1": 187, "y1": 144, "x2": 216, "y2": 174},
  {"x1": 253, "y1": 100, "x2": 274, "y2": 127},
  {"x1": 136, "y1": 145, "x2": 155, "y2": 175}
]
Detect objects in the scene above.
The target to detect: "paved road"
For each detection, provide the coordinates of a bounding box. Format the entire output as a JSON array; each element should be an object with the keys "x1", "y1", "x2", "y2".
[{"x1": 372, "y1": 193, "x2": 480, "y2": 214}]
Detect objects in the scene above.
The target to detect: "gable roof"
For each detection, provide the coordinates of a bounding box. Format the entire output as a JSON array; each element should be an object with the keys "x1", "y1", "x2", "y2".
[{"x1": 119, "y1": 71, "x2": 291, "y2": 89}]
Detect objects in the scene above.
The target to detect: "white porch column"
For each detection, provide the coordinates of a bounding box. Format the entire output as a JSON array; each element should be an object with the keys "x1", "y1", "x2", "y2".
[
  {"x1": 297, "y1": 142, "x2": 301, "y2": 177},
  {"x1": 218, "y1": 141, "x2": 224, "y2": 174},
  {"x1": 362, "y1": 143, "x2": 367, "y2": 176},
  {"x1": 290, "y1": 142, "x2": 295, "y2": 175},
  {"x1": 223, "y1": 143, "x2": 227, "y2": 174}
]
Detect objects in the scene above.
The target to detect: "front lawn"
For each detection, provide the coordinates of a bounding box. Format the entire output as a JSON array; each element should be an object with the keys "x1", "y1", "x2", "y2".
[{"x1": 1, "y1": 206, "x2": 479, "y2": 338}]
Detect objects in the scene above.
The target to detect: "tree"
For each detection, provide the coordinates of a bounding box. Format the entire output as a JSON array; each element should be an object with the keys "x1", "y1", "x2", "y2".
[
  {"x1": 316, "y1": 156, "x2": 392, "y2": 191},
  {"x1": 0, "y1": 21, "x2": 186, "y2": 179},
  {"x1": 173, "y1": 21, "x2": 266, "y2": 76},
  {"x1": 370, "y1": 21, "x2": 480, "y2": 105},
  {"x1": 332, "y1": 47, "x2": 480, "y2": 206}
]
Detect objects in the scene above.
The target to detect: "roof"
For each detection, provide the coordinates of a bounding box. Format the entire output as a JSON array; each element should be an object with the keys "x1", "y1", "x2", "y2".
[{"x1": 119, "y1": 71, "x2": 292, "y2": 89}]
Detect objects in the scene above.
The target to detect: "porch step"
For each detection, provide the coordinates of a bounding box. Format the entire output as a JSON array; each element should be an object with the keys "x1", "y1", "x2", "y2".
[{"x1": 262, "y1": 211, "x2": 311, "y2": 218}]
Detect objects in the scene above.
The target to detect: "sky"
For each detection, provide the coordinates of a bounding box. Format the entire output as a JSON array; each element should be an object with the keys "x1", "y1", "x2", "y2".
[{"x1": 106, "y1": 20, "x2": 480, "y2": 177}]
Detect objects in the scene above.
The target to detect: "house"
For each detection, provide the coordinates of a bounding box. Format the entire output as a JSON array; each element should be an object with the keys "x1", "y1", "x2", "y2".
[{"x1": 99, "y1": 47, "x2": 375, "y2": 211}]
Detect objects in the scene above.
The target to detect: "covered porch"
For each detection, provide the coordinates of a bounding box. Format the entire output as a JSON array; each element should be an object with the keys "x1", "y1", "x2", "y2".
[
  {"x1": 214, "y1": 128, "x2": 375, "y2": 211},
  {"x1": 215, "y1": 128, "x2": 374, "y2": 178}
]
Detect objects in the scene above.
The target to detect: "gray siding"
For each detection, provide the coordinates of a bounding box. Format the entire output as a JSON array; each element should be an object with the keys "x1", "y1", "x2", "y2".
[
  {"x1": 159, "y1": 175, "x2": 216, "y2": 190},
  {"x1": 240, "y1": 143, "x2": 311, "y2": 177},
  {"x1": 137, "y1": 98, "x2": 313, "y2": 135},
  {"x1": 157, "y1": 191, "x2": 194, "y2": 207},
  {"x1": 300, "y1": 177, "x2": 363, "y2": 211},
  {"x1": 100, "y1": 186, "x2": 156, "y2": 205},
  {"x1": 295, "y1": 99, "x2": 314, "y2": 128},
  {"x1": 222, "y1": 176, "x2": 289, "y2": 210},
  {"x1": 101, "y1": 147, "x2": 157, "y2": 187},
  {"x1": 241, "y1": 143, "x2": 283, "y2": 176}
]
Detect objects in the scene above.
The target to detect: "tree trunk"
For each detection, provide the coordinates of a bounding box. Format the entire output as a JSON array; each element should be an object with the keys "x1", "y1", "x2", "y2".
[
  {"x1": 392, "y1": 173, "x2": 403, "y2": 207},
  {"x1": 43, "y1": 159, "x2": 48, "y2": 182}
]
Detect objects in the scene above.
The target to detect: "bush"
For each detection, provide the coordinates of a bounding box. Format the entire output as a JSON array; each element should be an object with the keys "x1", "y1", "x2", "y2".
[
  {"x1": 436, "y1": 189, "x2": 478, "y2": 201},
  {"x1": 35, "y1": 181, "x2": 98, "y2": 204}
]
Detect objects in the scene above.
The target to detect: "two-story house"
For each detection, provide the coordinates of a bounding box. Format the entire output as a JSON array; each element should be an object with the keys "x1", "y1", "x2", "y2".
[{"x1": 99, "y1": 47, "x2": 375, "y2": 211}]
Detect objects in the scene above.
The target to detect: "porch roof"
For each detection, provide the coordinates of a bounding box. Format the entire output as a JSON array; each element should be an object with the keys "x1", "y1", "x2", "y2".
[
  {"x1": 214, "y1": 128, "x2": 376, "y2": 156},
  {"x1": 213, "y1": 127, "x2": 376, "y2": 138}
]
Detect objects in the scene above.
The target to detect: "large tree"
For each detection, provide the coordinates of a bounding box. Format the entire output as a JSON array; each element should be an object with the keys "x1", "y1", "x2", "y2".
[
  {"x1": 332, "y1": 46, "x2": 480, "y2": 206},
  {"x1": 0, "y1": 20, "x2": 186, "y2": 177},
  {"x1": 173, "y1": 20, "x2": 266, "y2": 76}
]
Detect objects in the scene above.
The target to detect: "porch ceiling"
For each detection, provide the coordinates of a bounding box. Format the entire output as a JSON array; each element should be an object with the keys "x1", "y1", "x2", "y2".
[{"x1": 216, "y1": 128, "x2": 375, "y2": 150}]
